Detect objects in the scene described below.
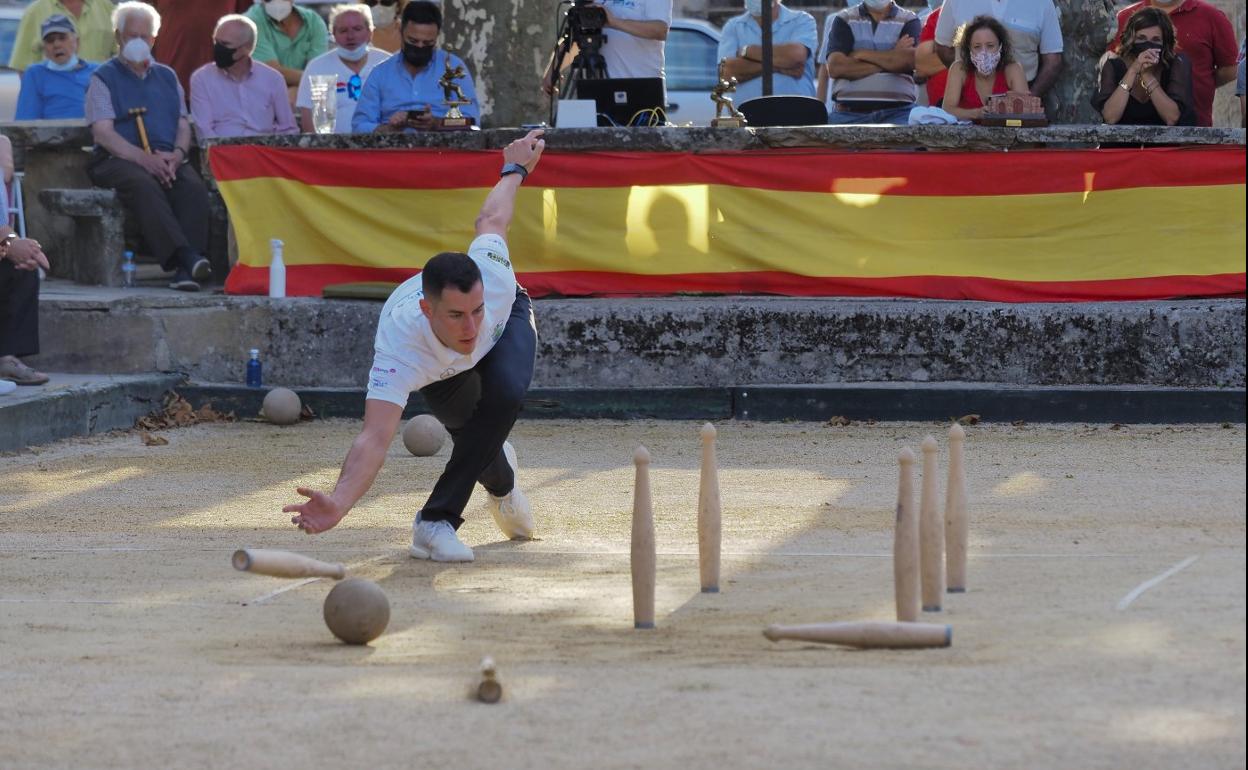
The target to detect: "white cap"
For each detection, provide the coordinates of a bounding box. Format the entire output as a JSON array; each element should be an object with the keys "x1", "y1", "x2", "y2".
[{"x1": 249, "y1": 348, "x2": 259, "y2": 357}]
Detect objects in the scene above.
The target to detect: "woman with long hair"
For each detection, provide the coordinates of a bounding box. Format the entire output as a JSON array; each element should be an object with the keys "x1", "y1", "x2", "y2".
[
  {"x1": 940, "y1": 15, "x2": 1028, "y2": 121},
  {"x1": 1093, "y1": 7, "x2": 1194, "y2": 126}
]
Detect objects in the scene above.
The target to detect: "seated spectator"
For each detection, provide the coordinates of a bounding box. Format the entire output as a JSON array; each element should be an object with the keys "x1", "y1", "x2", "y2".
[
  {"x1": 717, "y1": 0, "x2": 818, "y2": 102},
  {"x1": 86, "y1": 2, "x2": 213, "y2": 292},
  {"x1": 1111, "y1": 0, "x2": 1236, "y2": 128},
  {"x1": 149, "y1": 0, "x2": 254, "y2": 96},
  {"x1": 824, "y1": 0, "x2": 922, "y2": 125},
  {"x1": 246, "y1": 0, "x2": 329, "y2": 102},
  {"x1": 296, "y1": 4, "x2": 390, "y2": 133},
  {"x1": 1094, "y1": 7, "x2": 1195, "y2": 127},
  {"x1": 190, "y1": 15, "x2": 298, "y2": 139},
  {"x1": 941, "y1": 16, "x2": 1029, "y2": 120},
  {"x1": 914, "y1": 1, "x2": 949, "y2": 107},
  {"x1": 8, "y1": 0, "x2": 116, "y2": 73},
  {"x1": 934, "y1": 0, "x2": 1062, "y2": 100},
  {"x1": 1, "y1": 134, "x2": 51, "y2": 390},
  {"x1": 15, "y1": 15, "x2": 99, "y2": 120},
  {"x1": 353, "y1": 2, "x2": 480, "y2": 133},
  {"x1": 366, "y1": 0, "x2": 408, "y2": 53}
]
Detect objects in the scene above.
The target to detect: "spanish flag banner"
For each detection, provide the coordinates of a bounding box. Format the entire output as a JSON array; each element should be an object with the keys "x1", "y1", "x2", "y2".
[{"x1": 210, "y1": 145, "x2": 1245, "y2": 301}]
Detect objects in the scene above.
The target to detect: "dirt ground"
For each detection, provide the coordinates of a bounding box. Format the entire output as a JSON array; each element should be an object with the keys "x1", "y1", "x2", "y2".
[{"x1": 0, "y1": 419, "x2": 1244, "y2": 769}]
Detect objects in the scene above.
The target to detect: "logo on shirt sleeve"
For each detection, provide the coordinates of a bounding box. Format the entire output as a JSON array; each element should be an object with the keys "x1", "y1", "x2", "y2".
[{"x1": 484, "y1": 250, "x2": 511, "y2": 269}]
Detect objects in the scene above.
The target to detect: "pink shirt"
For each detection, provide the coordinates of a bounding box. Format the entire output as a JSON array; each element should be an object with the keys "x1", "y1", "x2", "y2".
[{"x1": 189, "y1": 59, "x2": 297, "y2": 139}]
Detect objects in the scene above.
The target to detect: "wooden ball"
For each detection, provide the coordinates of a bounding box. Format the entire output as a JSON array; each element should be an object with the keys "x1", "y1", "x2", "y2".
[
  {"x1": 262, "y1": 388, "x2": 301, "y2": 425},
  {"x1": 402, "y1": 414, "x2": 446, "y2": 456},
  {"x1": 323, "y1": 578, "x2": 390, "y2": 645}
]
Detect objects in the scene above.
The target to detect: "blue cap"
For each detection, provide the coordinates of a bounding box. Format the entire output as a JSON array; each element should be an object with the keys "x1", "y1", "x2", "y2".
[{"x1": 41, "y1": 14, "x2": 77, "y2": 39}]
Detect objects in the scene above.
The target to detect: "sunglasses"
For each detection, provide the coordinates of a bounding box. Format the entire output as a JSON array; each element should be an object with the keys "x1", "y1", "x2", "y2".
[{"x1": 364, "y1": 0, "x2": 401, "y2": 6}]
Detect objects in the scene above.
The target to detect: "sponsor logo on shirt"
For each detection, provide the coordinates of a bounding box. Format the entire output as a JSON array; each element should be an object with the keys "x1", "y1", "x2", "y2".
[
  {"x1": 491, "y1": 321, "x2": 505, "y2": 342},
  {"x1": 370, "y1": 376, "x2": 389, "y2": 390},
  {"x1": 484, "y1": 250, "x2": 511, "y2": 269},
  {"x1": 371, "y1": 366, "x2": 397, "y2": 374},
  {"x1": 439, "y1": 367, "x2": 457, "y2": 379}
]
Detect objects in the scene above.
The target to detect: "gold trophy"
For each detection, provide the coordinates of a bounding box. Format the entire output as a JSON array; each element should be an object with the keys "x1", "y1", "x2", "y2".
[
  {"x1": 710, "y1": 59, "x2": 746, "y2": 128},
  {"x1": 435, "y1": 54, "x2": 476, "y2": 130}
]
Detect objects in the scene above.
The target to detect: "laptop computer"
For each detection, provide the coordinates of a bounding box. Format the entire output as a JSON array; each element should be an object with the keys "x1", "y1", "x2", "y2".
[{"x1": 573, "y1": 78, "x2": 665, "y2": 127}]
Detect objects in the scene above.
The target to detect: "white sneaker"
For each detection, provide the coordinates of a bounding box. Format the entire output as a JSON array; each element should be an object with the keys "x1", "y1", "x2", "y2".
[
  {"x1": 487, "y1": 441, "x2": 535, "y2": 540},
  {"x1": 0, "y1": 379, "x2": 16, "y2": 395},
  {"x1": 410, "y1": 515, "x2": 474, "y2": 562}
]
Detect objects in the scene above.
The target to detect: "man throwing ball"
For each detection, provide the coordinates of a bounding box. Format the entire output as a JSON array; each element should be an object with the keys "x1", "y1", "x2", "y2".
[{"x1": 285, "y1": 130, "x2": 546, "y2": 562}]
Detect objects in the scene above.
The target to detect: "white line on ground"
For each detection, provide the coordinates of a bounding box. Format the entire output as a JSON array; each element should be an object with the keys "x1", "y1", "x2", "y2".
[
  {"x1": 0, "y1": 598, "x2": 223, "y2": 608},
  {"x1": 1115, "y1": 555, "x2": 1200, "y2": 611}
]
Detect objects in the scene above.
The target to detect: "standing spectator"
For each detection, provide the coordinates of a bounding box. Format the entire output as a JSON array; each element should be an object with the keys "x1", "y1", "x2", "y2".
[
  {"x1": 915, "y1": 2, "x2": 949, "y2": 106},
  {"x1": 1, "y1": 133, "x2": 51, "y2": 390},
  {"x1": 1237, "y1": 38, "x2": 1245, "y2": 127},
  {"x1": 1111, "y1": 0, "x2": 1238, "y2": 127},
  {"x1": 15, "y1": 15, "x2": 99, "y2": 120},
  {"x1": 296, "y1": 4, "x2": 390, "y2": 133},
  {"x1": 148, "y1": 0, "x2": 253, "y2": 97},
  {"x1": 7, "y1": 0, "x2": 115, "y2": 72},
  {"x1": 542, "y1": 0, "x2": 672, "y2": 98},
  {"x1": 1094, "y1": 7, "x2": 1195, "y2": 125},
  {"x1": 941, "y1": 16, "x2": 1030, "y2": 119},
  {"x1": 190, "y1": 15, "x2": 298, "y2": 140},
  {"x1": 367, "y1": 0, "x2": 408, "y2": 53},
  {"x1": 934, "y1": 0, "x2": 1063, "y2": 99},
  {"x1": 246, "y1": 0, "x2": 330, "y2": 101},
  {"x1": 824, "y1": 0, "x2": 922, "y2": 125},
  {"x1": 85, "y1": 2, "x2": 212, "y2": 292},
  {"x1": 717, "y1": 0, "x2": 818, "y2": 102},
  {"x1": 352, "y1": 2, "x2": 480, "y2": 133}
]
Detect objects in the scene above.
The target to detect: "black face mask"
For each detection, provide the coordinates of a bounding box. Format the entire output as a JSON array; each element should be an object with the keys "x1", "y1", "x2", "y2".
[
  {"x1": 1129, "y1": 40, "x2": 1163, "y2": 57},
  {"x1": 402, "y1": 42, "x2": 434, "y2": 68},
  {"x1": 213, "y1": 42, "x2": 238, "y2": 69}
]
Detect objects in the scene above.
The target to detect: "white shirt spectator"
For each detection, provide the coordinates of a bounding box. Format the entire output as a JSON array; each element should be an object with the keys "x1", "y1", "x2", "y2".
[
  {"x1": 600, "y1": 0, "x2": 672, "y2": 82},
  {"x1": 933, "y1": 0, "x2": 1062, "y2": 83},
  {"x1": 367, "y1": 234, "x2": 519, "y2": 405},
  {"x1": 296, "y1": 46, "x2": 390, "y2": 134}
]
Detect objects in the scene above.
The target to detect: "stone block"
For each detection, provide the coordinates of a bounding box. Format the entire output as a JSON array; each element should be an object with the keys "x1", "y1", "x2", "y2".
[{"x1": 38, "y1": 188, "x2": 127, "y2": 286}]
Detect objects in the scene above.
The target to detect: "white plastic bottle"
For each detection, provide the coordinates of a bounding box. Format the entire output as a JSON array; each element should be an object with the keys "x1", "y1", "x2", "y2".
[{"x1": 269, "y1": 238, "x2": 286, "y2": 298}]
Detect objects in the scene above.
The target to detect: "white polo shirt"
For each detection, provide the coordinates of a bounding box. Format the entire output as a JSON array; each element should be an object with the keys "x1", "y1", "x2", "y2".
[
  {"x1": 933, "y1": 0, "x2": 1063, "y2": 82},
  {"x1": 367, "y1": 234, "x2": 517, "y2": 406},
  {"x1": 600, "y1": 0, "x2": 673, "y2": 85}
]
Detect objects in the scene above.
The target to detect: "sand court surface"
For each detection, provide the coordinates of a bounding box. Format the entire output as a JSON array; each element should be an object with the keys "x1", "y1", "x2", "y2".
[{"x1": 1, "y1": 419, "x2": 1244, "y2": 768}]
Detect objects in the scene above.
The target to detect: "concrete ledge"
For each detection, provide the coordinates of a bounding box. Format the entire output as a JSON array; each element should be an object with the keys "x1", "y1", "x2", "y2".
[
  {"x1": 0, "y1": 374, "x2": 184, "y2": 452},
  {"x1": 179, "y1": 383, "x2": 1244, "y2": 425}
]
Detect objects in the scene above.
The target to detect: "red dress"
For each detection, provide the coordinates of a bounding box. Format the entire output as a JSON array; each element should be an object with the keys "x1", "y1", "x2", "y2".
[{"x1": 959, "y1": 70, "x2": 1008, "y2": 109}]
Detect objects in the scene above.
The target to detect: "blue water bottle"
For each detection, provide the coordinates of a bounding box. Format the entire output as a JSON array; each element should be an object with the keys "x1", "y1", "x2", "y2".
[
  {"x1": 121, "y1": 250, "x2": 136, "y2": 288},
  {"x1": 246, "y1": 348, "x2": 263, "y2": 388}
]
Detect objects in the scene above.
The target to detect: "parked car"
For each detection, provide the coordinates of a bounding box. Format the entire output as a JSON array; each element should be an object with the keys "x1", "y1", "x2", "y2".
[
  {"x1": 1, "y1": 5, "x2": 23, "y2": 121},
  {"x1": 664, "y1": 18, "x2": 721, "y2": 126}
]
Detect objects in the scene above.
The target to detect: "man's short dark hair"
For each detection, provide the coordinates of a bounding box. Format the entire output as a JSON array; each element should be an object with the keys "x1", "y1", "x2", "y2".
[
  {"x1": 402, "y1": 1, "x2": 442, "y2": 29},
  {"x1": 422, "y1": 252, "x2": 481, "y2": 300}
]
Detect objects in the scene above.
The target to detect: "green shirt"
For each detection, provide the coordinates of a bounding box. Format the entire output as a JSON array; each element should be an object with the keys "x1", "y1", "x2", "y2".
[
  {"x1": 8, "y1": 0, "x2": 117, "y2": 71},
  {"x1": 246, "y1": 4, "x2": 328, "y2": 73}
]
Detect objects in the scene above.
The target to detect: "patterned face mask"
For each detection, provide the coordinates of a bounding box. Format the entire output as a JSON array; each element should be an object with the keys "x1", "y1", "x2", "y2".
[{"x1": 970, "y1": 48, "x2": 1001, "y2": 76}]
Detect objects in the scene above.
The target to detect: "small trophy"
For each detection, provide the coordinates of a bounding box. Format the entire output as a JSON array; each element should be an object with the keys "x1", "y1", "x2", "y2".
[
  {"x1": 710, "y1": 59, "x2": 746, "y2": 128},
  {"x1": 435, "y1": 55, "x2": 476, "y2": 130}
]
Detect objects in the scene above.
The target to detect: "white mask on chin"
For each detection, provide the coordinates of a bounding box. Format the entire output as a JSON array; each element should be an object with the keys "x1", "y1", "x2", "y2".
[
  {"x1": 337, "y1": 43, "x2": 370, "y2": 62},
  {"x1": 265, "y1": 0, "x2": 294, "y2": 22},
  {"x1": 370, "y1": 6, "x2": 397, "y2": 27},
  {"x1": 863, "y1": 0, "x2": 891, "y2": 10},
  {"x1": 121, "y1": 37, "x2": 152, "y2": 64}
]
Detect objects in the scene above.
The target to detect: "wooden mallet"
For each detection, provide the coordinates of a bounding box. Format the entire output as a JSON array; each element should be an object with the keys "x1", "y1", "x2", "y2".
[{"x1": 128, "y1": 106, "x2": 152, "y2": 153}]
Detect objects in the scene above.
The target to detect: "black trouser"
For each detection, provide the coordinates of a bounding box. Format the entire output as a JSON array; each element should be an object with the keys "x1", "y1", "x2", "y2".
[
  {"x1": 418, "y1": 289, "x2": 536, "y2": 529},
  {"x1": 87, "y1": 156, "x2": 209, "y2": 271},
  {"x1": 0, "y1": 260, "x2": 39, "y2": 358}
]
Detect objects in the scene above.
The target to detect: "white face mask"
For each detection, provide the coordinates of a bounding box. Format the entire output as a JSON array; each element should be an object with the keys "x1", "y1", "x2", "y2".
[
  {"x1": 370, "y1": 5, "x2": 396, "y2": 28},
  {"x1": 970, "y1": 48, "x2": 1001, "y2": 75},
  {"x1": 337, "y1": 42, "x2": 369, "y2": 62},
  {"x1": 265, "y1": 0, "x2": 294, "y2": 22},
  {"x1": 744, "y1": 0, "x2": 762, "y2": 16},
  {"x1": 863, "y1": 0, "x2": 891, "y2": 10},
  {"x1": 121, "y1": 37, "x2": 152, "y2": 64}
]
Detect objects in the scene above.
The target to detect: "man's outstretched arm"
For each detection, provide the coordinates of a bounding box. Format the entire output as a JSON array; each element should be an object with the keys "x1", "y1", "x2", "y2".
[{"x1": 475, "y1": 129, "x2": 546, "y2": 238}]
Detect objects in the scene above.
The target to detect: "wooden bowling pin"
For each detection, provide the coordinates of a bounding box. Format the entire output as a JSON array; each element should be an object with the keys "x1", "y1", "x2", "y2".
[
  {"x1": 697, "y1": 423, "x2": 722, "y2": 594},
  {"x1": 919, "y1": 436, "x2": 945, "y2": 612},
  {"x1": 894, "y1": 448, "x2": 920, "y2": 623},
  {"x1": 763, "y1": 621, "x2": 952, "y2": 649},
  {"x1": 945, "y1": 423, "x2": 968, "y2": 593},
  {"x1": 631, "y1": 446, "x2": 656, "y2": 629}
]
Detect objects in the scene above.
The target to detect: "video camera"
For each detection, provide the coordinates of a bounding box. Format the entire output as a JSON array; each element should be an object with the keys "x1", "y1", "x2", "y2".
[{"x1": 566, "y1": 0, "x2": 607, "y2": 41}]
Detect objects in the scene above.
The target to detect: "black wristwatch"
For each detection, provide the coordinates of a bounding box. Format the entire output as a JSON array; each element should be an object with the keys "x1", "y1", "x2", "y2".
[{"x1": 500, "y1": 162, "x2": 528, "y2": 180}]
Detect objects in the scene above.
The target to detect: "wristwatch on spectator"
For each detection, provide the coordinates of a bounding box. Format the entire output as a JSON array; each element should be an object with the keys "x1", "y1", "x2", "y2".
[
  {"x1": 1, "y1": 232, "x2": 18, "y2": 255},
  {"x1": 500, "y1": 162, "x2": 528, "y2": 181},
  {"x1": 739, "y1": 45, "x2": 752, "y2": 61}
]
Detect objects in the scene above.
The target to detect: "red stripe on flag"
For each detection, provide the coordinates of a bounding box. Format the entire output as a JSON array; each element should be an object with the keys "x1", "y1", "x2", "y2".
[
  {"x1": 223, "y1": 264, "x2": 1246, "y2": 303},
  {"x1": 208, "y1": 145, "x2": 1246, "y2": 196}
]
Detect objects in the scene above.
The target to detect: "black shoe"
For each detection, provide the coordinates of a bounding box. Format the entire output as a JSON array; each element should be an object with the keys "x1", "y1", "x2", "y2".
[
  {"x1": 190, "y1": 257, "x2": 212, "y2": 282},
  {"x1": 169, "y1": 270, "x2": 200, "y2": 292}
]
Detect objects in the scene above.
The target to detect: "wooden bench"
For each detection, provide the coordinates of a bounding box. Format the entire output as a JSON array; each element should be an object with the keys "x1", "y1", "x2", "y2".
[{"x1": 38, "y1": 188, "x2": 129, "y2": 286}]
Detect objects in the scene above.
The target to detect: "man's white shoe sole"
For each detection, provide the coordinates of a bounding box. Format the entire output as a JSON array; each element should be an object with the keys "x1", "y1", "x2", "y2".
[{"x1": 408, "y1": 543, "x2": 474, "y2": 562}]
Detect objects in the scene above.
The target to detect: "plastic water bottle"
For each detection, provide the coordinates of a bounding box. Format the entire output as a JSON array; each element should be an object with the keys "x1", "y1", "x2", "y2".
[
  {"x1": 121, "y1": 250, "x2": 136, "y2": 288},
  {"x1": 246, "y1": 348, "x2": 263, "y2": 388},
  {"x1": 269, "y1": 238, "x2": 286, "y2": 298}
]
